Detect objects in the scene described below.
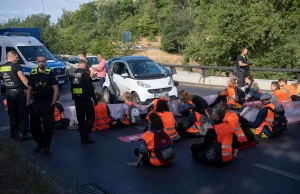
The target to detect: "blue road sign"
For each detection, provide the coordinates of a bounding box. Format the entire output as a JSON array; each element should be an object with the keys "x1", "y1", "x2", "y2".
[{"x1": 122, "y1": 31, "x2": 131, "y2": 43}]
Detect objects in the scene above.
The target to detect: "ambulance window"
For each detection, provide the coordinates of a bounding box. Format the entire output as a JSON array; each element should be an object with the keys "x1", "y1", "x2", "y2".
[{"x1": 6, "y1": 47, "x2": 25, "y2": 65}]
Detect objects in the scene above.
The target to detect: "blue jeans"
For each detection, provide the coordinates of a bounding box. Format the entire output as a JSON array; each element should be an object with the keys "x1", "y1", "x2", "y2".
[
  {"x1": 99, "y1": 77, "x2": 105, "y2": 93},
  {"x1": 261, "y1": 125, "x2": 273, "y2": 138}
]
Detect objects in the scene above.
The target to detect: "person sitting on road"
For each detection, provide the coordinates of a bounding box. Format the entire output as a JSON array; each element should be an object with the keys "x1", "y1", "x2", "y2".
[
  {"x1": 131, "y1": 112, "x2": 173, "y2": 167},
  {"x1": 177, "y1": 90, "x2": 194, "y2": 117},
  {"x1": 156, "y1": 99, "x2": 180, "y2": 141},
  {"x1": 218, "y1": 103, "x2": 257, "y2": 150},
  {"x1": 279, "y1": 78, "x2": 299, "y2": 101},
  {"x1": 92, "y1": 93, "x2": 111, "y2": 131},
  {"x1": 247, "y1": 93, "x2": 276, "y2": 138},
  {"x1": 270, "y1": 81, "x2": 292, "y2": 103},
  {"x1": 245, "y1": 75, "x2": 261, "y2": 101},
  {"x1": 111, "y1": 92, "x2": 136, "y2": 128},
  {"x1": 190, "y1": 108, "x2": 238, "y2": 166},
  {"x1": 177, "y1": 96, "x2": 211, "y2": 138},
  {"x1": 54, "y1": 98, "x2": 76, "y2": 130},
  {"x1": 209, "y1": 78, "x2": 242, "y2": 109},
  {"x1": 145, "y1": 93, "x2": 169, "y2": 120}
]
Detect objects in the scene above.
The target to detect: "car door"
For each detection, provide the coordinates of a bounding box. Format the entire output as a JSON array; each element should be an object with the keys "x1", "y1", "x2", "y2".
[{"x1": 110, "y1": 62, "x2": 131, "y2": 99}]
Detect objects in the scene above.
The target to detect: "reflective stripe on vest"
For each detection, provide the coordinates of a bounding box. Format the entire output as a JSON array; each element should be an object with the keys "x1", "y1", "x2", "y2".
[
  {"x1": 222, "y1": 152, "x2": 232, "y2": 156},
  {"x1": 215, "y1": 123, "x2": 234, "y2": 162},
  {"x1": 237, "y1": 134, "x2": 245, "y2": 138},
  {"x1": 222, "y1": 144, "x2": 232, "y2": 149}
]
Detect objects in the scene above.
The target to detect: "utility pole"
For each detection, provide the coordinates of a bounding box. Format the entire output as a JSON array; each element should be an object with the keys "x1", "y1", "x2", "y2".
[{"x1": 42, "y1": 0, "x2": 44, "y2": 14}]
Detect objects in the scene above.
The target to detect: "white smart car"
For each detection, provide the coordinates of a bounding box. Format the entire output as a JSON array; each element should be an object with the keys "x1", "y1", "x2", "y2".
[{"x1": 103, "y1": 56, "x2": 178, "y2": 104}]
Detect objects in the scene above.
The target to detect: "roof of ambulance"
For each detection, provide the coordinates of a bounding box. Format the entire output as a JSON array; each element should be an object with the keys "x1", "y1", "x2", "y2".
[{"x1": 0, "y1": 35, "x2": 43, "y2": 46}]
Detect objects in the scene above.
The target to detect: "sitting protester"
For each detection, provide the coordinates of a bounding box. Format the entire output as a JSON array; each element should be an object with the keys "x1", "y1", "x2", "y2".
[
  {"x1": 245, "y1": 75, "x2": 261, "y2": 101},
  {"x1": 279, "y1": 78, "x2": 300, "y2": 101},
  {"x1": 209, "y1": 78, "x2": 243, "y2": 109},
  {"x1": 146, "y1": 93, "x2": 169, "y2": 120},
  {"x1": 111, "y1": 92, "x2": 138, "y2": 128},
  {"x1": 270, "y1": 81, "x2": 292, "y2": 103},
  {"x1": 54, "y1": 99, "x2": 76, "y2": 130},
  {"x1": 131, "y1": 112, "x2": 175, "y2": 167},
  {"x1": 247, "y1": 93, "x2": 277, "y2": 138},
  {"x1": 177, "y1": 90, "x2": 194, "y2": 117},
  {"x1": 177, "y1": 96, "x2": 211, "y2": 138},
  {"x1": 190, "y1": 108, "x2": 238, "y2": 166},
  {"x1": 92, "y1": 93, "x2": 111, "y2": 131},
  {"x1": 219, "y1": 103, "x2": 257, "y2": 150},
  {"x1": 156, "y1": 99, "x2": 180, "y2": 141}
]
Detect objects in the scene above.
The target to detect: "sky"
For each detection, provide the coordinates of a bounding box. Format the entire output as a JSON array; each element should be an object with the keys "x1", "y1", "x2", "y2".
[{"x1": 0, "y1": 0, "x2": 93, "y2": 24}]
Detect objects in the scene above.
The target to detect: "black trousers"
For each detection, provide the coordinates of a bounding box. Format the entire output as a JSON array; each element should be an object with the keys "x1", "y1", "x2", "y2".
[
  {"x1": 30, "y1": 100, "x2": 54, "y2": 148},
  {"x1": 291, "y1": 95, "x2": 300, "y2": 101},
  {"x1": 6, "y1": 89, "x2": 28, "y2": 137},
  {"x1": 74, "y1": 99, "x2": 95, "y2": 139},
  {"x1": 237, "y1": 67, "x2": 250, "y2": 87}
]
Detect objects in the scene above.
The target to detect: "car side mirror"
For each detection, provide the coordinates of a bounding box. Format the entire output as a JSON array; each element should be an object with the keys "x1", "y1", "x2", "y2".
[{"x1": 121, "y1": 73, "x2": 129, "y2": 78}]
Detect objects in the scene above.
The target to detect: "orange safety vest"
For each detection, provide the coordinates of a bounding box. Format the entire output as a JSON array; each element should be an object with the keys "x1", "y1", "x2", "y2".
[
  {"x1": 143, "y1": 130, "x2": 172, "y2": 166},
  {"x1": 146, "y1": 97, "x2": 169, "y2": 120},
  {"x1": 273, "y1": 90, "x2": 292, "y2": 103},
  {"x1": 93, "y1": 102, "x2": 111, "y2": 131},
  {"x1": 227, "y1": 86, "x2": 242, "y2": 108},
  {"x1": 256, "y1": 103, "x2": 275, "y2": 134},
  {"x1": 54, "y1": 106, "x2": 64, "y2": 122},
  {"x1": 283, "y1": 84, "x2": 296, "y2": 96},
  {"x1": 121, "y1": 101, "x2": 136, "y2": 125},
  {"x1": 214, "y1": 123, "x2": 234, "y2": 162},
  {"x1": 156, "y1": 112, "x2": 178, "y2": 139},
  {"x1": 223, "y1": 111, "x2": 247, "y2": 143},
  {"x1": 187, "y1": 112, "x2": 201, "y2": 134}
]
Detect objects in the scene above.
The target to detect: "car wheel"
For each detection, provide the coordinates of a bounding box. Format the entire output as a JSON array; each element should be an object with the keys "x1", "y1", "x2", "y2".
[
  {"x1": 131, "y1": 92, "x2": 141, "y2": 104},
  {"x1": 103, "y1": 87, "x2": 112, "y2": 104}
]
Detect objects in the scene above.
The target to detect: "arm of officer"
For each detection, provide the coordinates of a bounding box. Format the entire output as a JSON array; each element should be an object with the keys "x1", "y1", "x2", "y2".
[
  {"x1": 237, "y1": 55, "x2": 248, "y2": 67},
  {"x1": 17, "y1": 71, "x2": 28, "y2": 87},
  {"x1": 247, "y1": 108, "x2": 268, "y2": 128}
]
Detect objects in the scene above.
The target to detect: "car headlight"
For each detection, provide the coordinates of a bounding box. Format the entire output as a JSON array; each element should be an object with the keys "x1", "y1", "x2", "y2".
[
  {"x1": 168, "y1": 77, "x2": 173, "y2": 85},
  {"x1": 137, "y1": 81, "x2": 151, "y2": 88}
]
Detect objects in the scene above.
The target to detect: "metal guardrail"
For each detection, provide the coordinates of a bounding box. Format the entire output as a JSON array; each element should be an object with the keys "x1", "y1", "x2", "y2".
[{"x1": 162, "y1": 64, "x2": 300, "y2": 82}]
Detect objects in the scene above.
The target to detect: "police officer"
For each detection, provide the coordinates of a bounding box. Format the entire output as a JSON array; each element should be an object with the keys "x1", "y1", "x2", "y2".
[
  {"x1": 79, "y1": 51, "x2": 95, "y2": 78},
  {"x1": 71, "y1": 59, "x2": 97, "y2": 144},
  {"x1": 236, "y1": 48, "x2": 250, "y2": 87},
  {"x1": 26, "y1": 54, "x2": 59, "y2": 155},
  {"x1": 0, "y1": 50, "x2": 30, "y2": 140}
]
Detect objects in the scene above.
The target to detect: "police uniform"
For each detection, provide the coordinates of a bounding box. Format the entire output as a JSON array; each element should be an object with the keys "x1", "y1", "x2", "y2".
[
  {"x1": 71, "y1": 68, "x2": 96, "y2": 143},
  {"x1": 28, "y1": 67, "x2": 58, "y2": 149},
  {"x1": 236, "y1": 54, "x2": 250, "y2": 87},
  {"x1": 0, "y1": 62, "x2": 28, "y2": 139}
]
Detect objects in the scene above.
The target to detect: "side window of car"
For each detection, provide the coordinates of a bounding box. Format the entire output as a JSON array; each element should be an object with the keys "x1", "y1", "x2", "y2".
[
  {"x1": 6, "y1": 47, "x2": 25, "y2": 65},
  {"x1": 113, "y1": 62, "x2": 128, "y2": 75},
  {"x1": 68, "y1": 58, "x2": 74, "y2": 64},
  {"x1": 74, "y1": 57, "x2": 79, "y2": 64}
]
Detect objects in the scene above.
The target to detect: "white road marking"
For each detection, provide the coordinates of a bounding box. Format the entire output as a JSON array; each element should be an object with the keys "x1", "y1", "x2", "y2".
[
  {"x1": 0, "y1": 126, "x2": 9, "y2": 131},
  {"x1": 253, "y1": 163, "x2": 300, "y2": 181}
]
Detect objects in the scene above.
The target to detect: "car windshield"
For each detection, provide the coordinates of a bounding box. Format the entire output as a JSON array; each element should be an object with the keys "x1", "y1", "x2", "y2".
[
  {"x1": 87, "y1": 57, "x2": 99, "y2": 65},
  {"x1": 18, "y1": 46, "x2": 56, "y2": 61},
  {"x1": 128, "y1": 60, "x2": 166, "y2": 78}
]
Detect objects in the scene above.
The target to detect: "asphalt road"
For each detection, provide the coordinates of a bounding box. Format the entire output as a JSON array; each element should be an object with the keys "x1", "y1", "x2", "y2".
[{"x1": 0, "y1": 83, "x2": 300, "y2": 194}]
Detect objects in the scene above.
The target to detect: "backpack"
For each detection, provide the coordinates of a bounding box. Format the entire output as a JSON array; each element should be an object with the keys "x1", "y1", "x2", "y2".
[
  {"x1": 266, "y1": 104, "x2": 288, "y2": 134},
  {"x1": 194, "y1": 114, "x2": 212, "y2": 136},
  {"x1": 128, "y1": 105, "x2": 141, "y2": 124},
  {"x1": 235, "y1": 87, "x2": 245, "y2": 105},
  {"x1": 154, "y1": 130, "x2": 175, "y2": 162}
]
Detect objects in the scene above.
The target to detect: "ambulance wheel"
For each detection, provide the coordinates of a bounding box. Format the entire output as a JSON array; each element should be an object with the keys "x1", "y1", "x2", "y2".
[
  {"x1": 131, "y1": 92, "x2": 141, "y2": 105},
  {"x1": 103, "y1": 87, "x2": 112, "y2": 104}
]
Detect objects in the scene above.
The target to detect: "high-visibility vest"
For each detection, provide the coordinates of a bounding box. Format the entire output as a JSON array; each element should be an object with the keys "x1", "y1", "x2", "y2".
[
  {"x1": 93, "y1": 102, "x2": 111, "y2": 131},
  {"x1": 156, "y1": 112, "x2": 178, "y2": 139},
  {"x1": 214, "y1": 123, "x2": 234, "y2": 162},
  {"x1": 256, "y1": 103, "x2": 275, "y2": 134},
  {"x1": 143, "y1": 130, "x2": 172, "y2": 166},
  {"x1": 187, "y1": 112, "x2": 201, "y2": 134},
  {"x1": 227, "y1": 86, "x2": 242, "y2": 108},
  {"x1": 146, "y1": 97, "x2": 169, "y2": 120},
  {"x1": 273, "y1": 90, "x2": 292, "y2": 103},
  {"x1": 54, "y1": 106, "x2": 64, "y2": 122},
  {"x1": 223, "y1": 111, "x2": 247, "y2": 143},
  {"x1": 283, "y1": 84, "x2": 296, "y2": 96},
  {"x1": 121, "y1": 101, "x2": 136, "y2": 125}
]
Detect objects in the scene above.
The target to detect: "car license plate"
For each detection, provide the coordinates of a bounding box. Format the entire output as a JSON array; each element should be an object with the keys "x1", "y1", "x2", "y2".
[
  {"x1": 153, "y1": 93, "x2": 161, "y2": 98},
  {"x1": 58, "y1": 80, "x2": 64, "y2": 84}
]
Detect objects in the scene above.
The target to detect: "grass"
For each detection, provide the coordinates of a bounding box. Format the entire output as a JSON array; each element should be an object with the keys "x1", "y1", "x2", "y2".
[{"x1": 0, "y1": 138, "x2": 65, "y2": 194}]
